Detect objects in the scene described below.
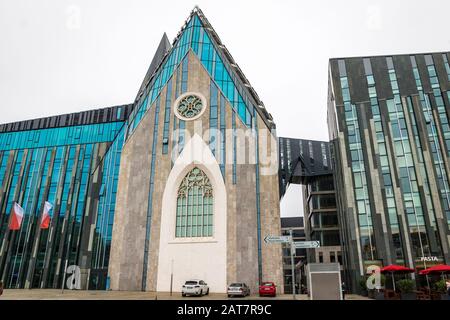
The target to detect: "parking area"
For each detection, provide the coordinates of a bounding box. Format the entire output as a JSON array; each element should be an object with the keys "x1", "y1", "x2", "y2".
[{"x1": 0, "y1": 289, "x2": 369, "y2": 300}]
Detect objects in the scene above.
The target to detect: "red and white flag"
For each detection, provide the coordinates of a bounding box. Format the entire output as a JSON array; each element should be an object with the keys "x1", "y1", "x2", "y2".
[
  {"x1": 9, "y1": 202, "x2": 24, "y2": 231},
  {"x1": 40, "y1": 201, "x2": 53, "y2": 229}
]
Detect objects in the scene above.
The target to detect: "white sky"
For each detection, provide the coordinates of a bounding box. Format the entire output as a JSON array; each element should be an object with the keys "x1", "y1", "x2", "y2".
[{"x1": 1, "y1": 0, "x2": 449, "y2": 217}]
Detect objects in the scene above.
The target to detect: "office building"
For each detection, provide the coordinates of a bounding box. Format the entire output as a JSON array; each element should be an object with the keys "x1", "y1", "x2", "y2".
[
  {"x1": 280, "y1": 217, "x2": 306, "y2": 294},
  {"x1": 279, "y1": 137, "x2": 342, "y2": 289},
  {"x1": 328, "y1": 52, "x2": 450, "y2": 291}
]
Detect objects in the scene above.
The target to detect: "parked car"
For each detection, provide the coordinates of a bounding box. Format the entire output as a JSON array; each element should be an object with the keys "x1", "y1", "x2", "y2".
[
  {"x1": 227, "y1": 283, "x2": 250, "y2": 297},
  {"x1": 259, "y1": 282, "x2": 276, "y2": 297},
  {"x1": 181, "y1": 280, "x2": 209, "y2": 297}
]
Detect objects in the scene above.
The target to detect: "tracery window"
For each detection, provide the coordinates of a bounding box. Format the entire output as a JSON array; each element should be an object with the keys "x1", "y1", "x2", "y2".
[
  {"x1": 176, "y1": 95, "x2": 204, "y2": 119},
  {"x1": 176, "y1": 167, "x2": 213, "y2": 237}
]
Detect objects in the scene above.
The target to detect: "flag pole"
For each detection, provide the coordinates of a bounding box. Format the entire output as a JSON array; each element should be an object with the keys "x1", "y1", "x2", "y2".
[
  {"x1": 61, "y1": 210, "x2": 74, "y2": 294},
  {"x1": 61, "y1": 259, "x2": 68, "y2": 294}
]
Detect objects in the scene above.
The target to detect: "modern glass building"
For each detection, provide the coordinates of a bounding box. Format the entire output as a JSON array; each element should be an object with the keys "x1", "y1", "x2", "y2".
[
  {"x1": 0, "y1": 105, "x2": 132, "y2": 289},
  {"x1": 278, "y1": 138, "x2": 342, "y2": 288},
  {"x1": 0, "y1": 7, "x2": 283, "y2": 292},
  {"x1": 328, "y1": 52, "x2": 450, "y2": 292},
  {"x1": 280, "y1": 217, "x2": 306, "y2": 294}
]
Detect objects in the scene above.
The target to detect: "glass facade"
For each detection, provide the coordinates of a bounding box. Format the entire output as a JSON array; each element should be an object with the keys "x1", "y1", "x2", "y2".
[
  {"x1": 162, "y1": 79, "x2": 173, "y2": 155},
  {"x1": 209, "y1": 82, "x2": 219, "y2": 156},
  {"x1": 0, "y1": 8, "x2": 275, "y2": 291},
  {"x1": 219, "y1": 94, "x2": 226, "y2": 178},
  {"x1": 339, "y1": 64, "x2": 376, "y2": 261},
  {"x1": 126, "y1": 14, "x2": 256, "y2": 140},
  {"x1": 142, "y1": 95, "x2": 162, "y2": 290},
  {"x1": 385, "y1": 59, "x2": 432, "y2": 261},
  {"x1": 329, "y1": 52, "x2": 450, "y2": 293},
  {"x1": 363, "y1": 58, "x2": 404, "y2": 261},
  {"x1": 0, "y1": 122, "x2": 123, "y2": 151},
  {"x1": 0, "y1": 113, "x2": 126, "y2": 289},
  {"x1": 92, "y1": 126, "x2": 126, "y2": 271}
]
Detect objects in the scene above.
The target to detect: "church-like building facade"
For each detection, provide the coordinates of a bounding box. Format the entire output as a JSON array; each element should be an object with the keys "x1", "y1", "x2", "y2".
[
  {"x1": 109, "y1": 8, "x2": 282, "y2": 293},
  {"x1": 0, "y1": 7, "x2": 282, "y2": 293}
]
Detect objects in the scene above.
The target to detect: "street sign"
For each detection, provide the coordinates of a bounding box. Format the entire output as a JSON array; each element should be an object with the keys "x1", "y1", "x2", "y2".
[
  {"x1": 293, "y1": 241, "x2": 320, "y2": 249},
  {"x1": 264, "y1": 232, "x2": 300, "y2": 300},
  {"x1": 264, "y1": 235, "x2": 291, "y2": 244}
]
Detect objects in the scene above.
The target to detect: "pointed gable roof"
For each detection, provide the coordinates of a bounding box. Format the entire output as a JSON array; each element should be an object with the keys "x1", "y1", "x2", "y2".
[
  {"x1": 129, "y1": 6, "x2": 275, "y2": 134},
  {"x1": 135, "y1": 33, "x2": 172, "y2": 101},
  {"x1": 192, "y1": 7, "x2": 275, "y2": 129}
]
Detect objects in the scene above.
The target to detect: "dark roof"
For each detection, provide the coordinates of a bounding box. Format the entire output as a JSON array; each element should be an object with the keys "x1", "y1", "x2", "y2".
[
  {"x1": 281, "y1": 216, "x2": 304, "y2": 228},
  {"x1": 0, "y1": 104, "x2": 133, "y2": 133},
  {"x1": 135, "y1": 33, "x2": 172, "y2": 101},
  {"x1": 279, "y1": 137, "x2": 333, "y2": 198},
  {"x1": 329, "y1": 51, "x2": 450, "y2": 61}
]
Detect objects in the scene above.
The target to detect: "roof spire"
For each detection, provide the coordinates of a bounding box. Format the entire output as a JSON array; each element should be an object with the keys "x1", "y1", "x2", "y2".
[{"x1": 191, "y1": 5, "x2": 204, "y2": 17}]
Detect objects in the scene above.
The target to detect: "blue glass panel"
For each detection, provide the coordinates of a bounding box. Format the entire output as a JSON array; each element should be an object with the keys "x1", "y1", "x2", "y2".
[
  {"x1": 126, "y1": 14, "x2": 256, "y2": 135},
  {"x1": 0, "y1": 122, "x2": 123, "y2": 151},
  {"x1": 220, "y1": 94, "x2": 226, "y2": 178},
  {"x1": 209, "y1": 82, "x2": 219, "y2": 156},
  {"x1": 162, "y1": 77, "x2": 173, "y2": 155},
  {"x1": 232, "y1": 111, "x2": 237, "y2": 185},
  {"x1": 92, "y1": 124, "x2": 125, "y2": 269}
]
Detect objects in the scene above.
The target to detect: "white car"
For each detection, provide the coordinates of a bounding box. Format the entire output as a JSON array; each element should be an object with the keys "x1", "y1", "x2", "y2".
[{"x1": 181, "y1": 280, "x2": 209, "y2": 297}]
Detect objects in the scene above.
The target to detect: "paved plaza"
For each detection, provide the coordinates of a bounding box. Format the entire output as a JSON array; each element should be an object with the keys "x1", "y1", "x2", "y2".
[{"x1": 0, "y1": 289, "x2": 369, "y2": 300}]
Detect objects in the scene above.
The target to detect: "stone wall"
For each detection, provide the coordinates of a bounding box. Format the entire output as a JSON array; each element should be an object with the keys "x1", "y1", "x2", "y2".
[{"x1": 109, "y1": 50, "x2": 282, "y2": 293}]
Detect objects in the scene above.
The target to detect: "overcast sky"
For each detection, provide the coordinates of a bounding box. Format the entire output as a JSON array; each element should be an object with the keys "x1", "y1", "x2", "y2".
[{"x1": 1, "y1": 0, "x2": 449, "y2": 217}]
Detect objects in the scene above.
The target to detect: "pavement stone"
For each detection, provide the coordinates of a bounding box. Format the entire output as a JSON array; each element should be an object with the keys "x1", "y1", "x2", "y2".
[{"x1": 0, "y1": 289, "x2": 370, "y2": 300}]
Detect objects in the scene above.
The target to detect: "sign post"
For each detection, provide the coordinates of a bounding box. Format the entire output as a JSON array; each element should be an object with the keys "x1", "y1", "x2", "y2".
[
  {"x1": 289, "y1": 229, "x2": 296, "y2": 300},
  {"x1": 264, "y1": 234, "x2": 321, "y2": 300}
]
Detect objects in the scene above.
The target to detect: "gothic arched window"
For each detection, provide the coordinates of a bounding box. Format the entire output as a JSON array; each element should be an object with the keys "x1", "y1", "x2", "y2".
[{"x1": 176, "y1": 167, "x2": 213, "y2": 238}]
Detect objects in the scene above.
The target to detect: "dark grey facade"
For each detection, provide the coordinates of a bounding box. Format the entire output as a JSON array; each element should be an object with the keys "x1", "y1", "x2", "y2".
[
  {"x1": 280, "y1": 217, "x2": 306, "y2": 294},
  {"x1": 279, "y1": 138, "x2": 342, "y2": 291},
  {"x1": 328, "y1": 52, "x2": 450, "y2": 292},
  {"x1": 279, "y1": 137, "x2": 333, "y2": 198}
]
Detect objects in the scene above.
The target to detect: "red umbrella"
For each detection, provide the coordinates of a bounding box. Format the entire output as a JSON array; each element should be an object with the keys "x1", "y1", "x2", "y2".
[
  {"x1": 381, "y1": 265, "x2": 414, "y2": 273},
  {"x1": 419, "y1": 265, "x2": 450, "y2": 276},
  {"x1": 380, "y1": 265, "x2": 414, "y2": 291}
]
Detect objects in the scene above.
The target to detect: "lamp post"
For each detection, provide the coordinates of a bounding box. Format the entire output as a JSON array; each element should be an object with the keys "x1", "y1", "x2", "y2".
[
  {"x1": 290, "y1": 229, "x2": 296, "y2": 300},
  {"x1": 170, "y1": 259, "x2": 174, "y2": 296}
]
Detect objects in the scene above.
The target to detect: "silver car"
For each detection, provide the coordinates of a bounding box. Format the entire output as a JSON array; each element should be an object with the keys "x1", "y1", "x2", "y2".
[
  {"x1": 227, "y1": 283, "x2": 250, "y2": 297},
  {"x1": 182, "y1": 280, "x2": 209, "y2": 297}
]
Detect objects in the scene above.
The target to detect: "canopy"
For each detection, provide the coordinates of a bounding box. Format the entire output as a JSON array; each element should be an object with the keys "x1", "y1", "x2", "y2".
[
  {"x1": 380, "y1": 265, "x2": 414, "y2": 273},
  {"x1": 419, "y1": 264, "x2": 450, "y2": 275},
  {"x1": 380, "y1": 265, "x2": 414, "y2": 292}
]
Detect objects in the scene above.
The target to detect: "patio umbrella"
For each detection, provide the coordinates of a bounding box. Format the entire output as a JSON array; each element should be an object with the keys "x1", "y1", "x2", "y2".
[
  {"x1": 419, "y1": 264, "x2": 450, "y2": 280},
  {"x1": 380, "y1": 265, "x2": 414, "y2": 292}
]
